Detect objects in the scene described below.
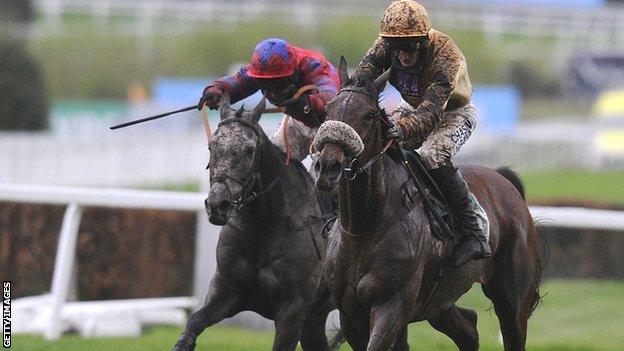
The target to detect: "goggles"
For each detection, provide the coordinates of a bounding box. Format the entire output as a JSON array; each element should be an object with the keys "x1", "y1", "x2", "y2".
[
  {"x1": 386, "y1": 38, "x2": 425, "y2": 53},
  {"x1": 255, "y1": 77, "x2": 295, "y2": 92}
]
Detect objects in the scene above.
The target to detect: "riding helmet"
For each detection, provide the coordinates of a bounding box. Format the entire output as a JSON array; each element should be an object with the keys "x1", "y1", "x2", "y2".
[
  {"x1": 247, "y1": 38, "x2": 297, "y2": 79},
  {"x1": 379, "y1": 0, "x2": 431, "y2": 38}
]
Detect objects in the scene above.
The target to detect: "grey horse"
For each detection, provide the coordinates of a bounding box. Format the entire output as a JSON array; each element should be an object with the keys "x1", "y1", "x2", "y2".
[{"x1": 172, "y1": 95, "x2": 337, "y2": 351}]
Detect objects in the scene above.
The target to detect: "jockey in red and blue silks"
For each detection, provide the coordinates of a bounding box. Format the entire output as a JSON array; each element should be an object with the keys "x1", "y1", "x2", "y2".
[{"x1": 198, "y1": 38, "x2": 340, "y2": 161}]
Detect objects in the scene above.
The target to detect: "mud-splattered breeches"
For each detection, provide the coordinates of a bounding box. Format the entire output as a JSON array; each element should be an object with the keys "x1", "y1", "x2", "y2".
[{"x1": 393, "y1": 101, "x2": 477, "y2": 170}]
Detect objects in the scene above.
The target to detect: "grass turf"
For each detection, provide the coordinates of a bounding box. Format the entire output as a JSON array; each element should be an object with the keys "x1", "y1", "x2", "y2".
[
  {"x1": 521, "y1": 170, "x2": 624, "y2": 205},
  {"x1": 162, "y1": 170, "x2": 624, "y2": 206},
  {"x1": 12, "y1": 279, "x2": 624, "y2": 351}
]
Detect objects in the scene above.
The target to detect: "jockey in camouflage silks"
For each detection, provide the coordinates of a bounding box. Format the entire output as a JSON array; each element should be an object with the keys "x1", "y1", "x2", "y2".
[
  {"x1": 352, "y1": 0, "x2": 491, "y2": 266},
  {"x1": 199, "y1": 38, "x2": 340, "y2": 161}
]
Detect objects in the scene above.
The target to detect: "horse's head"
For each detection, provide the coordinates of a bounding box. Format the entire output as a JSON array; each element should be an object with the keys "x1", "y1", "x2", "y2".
[
  {"x1": 205, "y1": 94, "x2": 266, "y2": 225},
  {"x1": 313, "y1": 57, "x2": 390, "y2": 192}
]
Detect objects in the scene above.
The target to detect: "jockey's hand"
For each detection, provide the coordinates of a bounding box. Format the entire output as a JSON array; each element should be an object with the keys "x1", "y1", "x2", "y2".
[
  {"x1": 385, "y1": 119, "x2": 404, "y2": 142},
  {"x1": 282, "y1": 94, "x2": 312, "y2": 117},
  {"x1": 197, "y1": 87, "x2": 224, "y2": 111}
]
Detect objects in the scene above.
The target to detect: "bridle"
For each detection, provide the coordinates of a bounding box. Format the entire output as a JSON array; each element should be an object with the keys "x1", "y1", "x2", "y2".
[
  {"x1": 210, "y1": 118, "x2": 279, "y2": 210},
  {"x1": 336, "y1": 87, "x2": 394, "y2": 181}
]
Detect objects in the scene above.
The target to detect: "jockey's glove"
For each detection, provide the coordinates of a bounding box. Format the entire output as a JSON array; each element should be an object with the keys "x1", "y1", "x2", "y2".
[
  {"x1": 198, "y1": 86, "x2": 224, "y2": 111},
  {"x1": 385, "y1": 118, "x2": 405, "y2": 142},
  {"x1": 282, "y1": 94, "x2": 312, "y2": 118}
]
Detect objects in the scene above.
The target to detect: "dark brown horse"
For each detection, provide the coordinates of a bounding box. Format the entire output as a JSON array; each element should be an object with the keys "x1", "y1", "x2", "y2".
[
  {"x1": 172, "y1": 95, "x2": 336, "y2": 351},
  {"x1": 313, "y1": 58, "x2": 541, "y2": 351}
]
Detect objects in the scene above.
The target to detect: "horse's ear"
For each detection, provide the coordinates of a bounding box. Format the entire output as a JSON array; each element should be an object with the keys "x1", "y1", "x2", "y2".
[
  {"x1": 219, "y1": 93, "x2": 231, "y2": 120},
  {"x1": 338, "y1": 56, "x2": 350, "y2": 88},
  {"x1": 373, "y1": 69, "x2": 390, "y2": 95},
  {"x1": 251, "y1": 96, "x2": 266, "y2": 123}
]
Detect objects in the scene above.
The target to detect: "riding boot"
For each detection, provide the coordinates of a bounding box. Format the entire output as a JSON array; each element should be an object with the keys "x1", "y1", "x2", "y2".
[{"x1": 430, "y1": 165, "x2": 492, "y2": 267}]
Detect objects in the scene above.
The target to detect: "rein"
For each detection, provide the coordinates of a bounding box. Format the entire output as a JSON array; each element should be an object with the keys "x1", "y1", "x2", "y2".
[
  {"x1": 282, "y1": 84, "x2": 318, "y2": 165},
  {"x1": 336, "y1": 87, "x2": 394, "y2": 181},
  {"x1": 211, "y1": 118, "x2": 280, "y2": 210}
]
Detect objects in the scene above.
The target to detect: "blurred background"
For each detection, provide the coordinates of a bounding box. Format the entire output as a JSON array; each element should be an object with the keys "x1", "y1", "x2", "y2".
[{"x1": 1, "y1": 0, "x2": 623, "y2": 350}]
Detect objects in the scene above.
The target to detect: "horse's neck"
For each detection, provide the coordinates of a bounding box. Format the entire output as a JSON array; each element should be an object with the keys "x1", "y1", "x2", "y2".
[
  {"x1": 339, "y1": 148, "x2": 411, "y2": 236},
  {"x1": 242, "y1": 137, "x2": 308, "y2": 227},
  {"x1": 338, "y1": 130, "x2": 400, "y2": 235}
]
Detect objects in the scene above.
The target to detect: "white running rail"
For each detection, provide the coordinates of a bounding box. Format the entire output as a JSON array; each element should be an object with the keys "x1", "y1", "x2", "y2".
[
  {"x1": 0, "y1": 183, "x2": 217, "y2": 339},
  {"x1": 1, "y1": 183, "x2": 623, "y2": 339}
]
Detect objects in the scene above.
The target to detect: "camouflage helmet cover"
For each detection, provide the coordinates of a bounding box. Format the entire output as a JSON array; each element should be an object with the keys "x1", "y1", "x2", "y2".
[{"x1": 380, "y1": 0, "x2": 431, "y2": 38}]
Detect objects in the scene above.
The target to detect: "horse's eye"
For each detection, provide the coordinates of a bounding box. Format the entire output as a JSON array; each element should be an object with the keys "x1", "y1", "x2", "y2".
[{"x1": 245, "y1": 146, "x2": 254, "y2": 154}]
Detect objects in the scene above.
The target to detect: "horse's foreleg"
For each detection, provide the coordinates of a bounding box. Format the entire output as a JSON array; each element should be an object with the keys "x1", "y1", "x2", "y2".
[
  {"x1": 272, "y1": 298, "x2": 307, "y2": 351},
  {"x1": 340, "y1": 312, "x2": 369, "y2": 351},
  {"x1": 366, "y1": 300, "x2": 406, "y2": 351},
  {"x1": 300, "y1": 309, "x2": 331, "y2": 351},
  {"x1": 172, "y1": 277, "x2": 240, "y2": 351},
  {"x1": 392, "y1": 326, "x2": 409, "y2": 351},
  {"x1": 427, "y1": 304, "x2": 479, "y2": 351}
]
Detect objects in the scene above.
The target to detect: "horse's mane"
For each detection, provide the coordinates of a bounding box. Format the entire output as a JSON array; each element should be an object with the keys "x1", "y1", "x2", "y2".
[
  {"x1": 351, "y1": 77, "x2": 378, "y2": 97},
  {"x1": 348, "y1": 76, "x2": 387, "y2": 109}
]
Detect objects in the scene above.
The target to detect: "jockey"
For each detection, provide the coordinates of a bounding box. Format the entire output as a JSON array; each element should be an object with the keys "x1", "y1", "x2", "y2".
[
  {"x1": 198, "y1": 38, "x2": 340, "y2": 162},
  {"x1": 352, "y1": 0, "x2": 491, "y2": 266}
]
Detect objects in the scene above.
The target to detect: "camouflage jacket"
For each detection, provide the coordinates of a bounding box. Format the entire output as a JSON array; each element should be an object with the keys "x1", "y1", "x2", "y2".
[
  {"x1": 352, "y1": 29, "x2": 473, "y2": 139},
  {"x1": 205, "y1": 47, "x2": 340, "y2": 128}
]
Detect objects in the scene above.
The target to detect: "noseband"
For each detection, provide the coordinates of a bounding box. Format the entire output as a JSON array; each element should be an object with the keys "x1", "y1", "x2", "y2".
[
  {"x1": 210, "y1": 118, "x2": 279, "y2": 210},
  {"x1": 336, "y1": 87, "x2": 394, "y2": 181}
]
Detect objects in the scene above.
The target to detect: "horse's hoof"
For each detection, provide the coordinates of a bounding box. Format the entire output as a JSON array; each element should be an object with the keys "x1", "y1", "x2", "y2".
[
  {"x1": 172, "y1": 334, "x2": 196, "y2": 351},
  {"x1": 172, "y1": 343, "x2": 195, "y2": 351}
]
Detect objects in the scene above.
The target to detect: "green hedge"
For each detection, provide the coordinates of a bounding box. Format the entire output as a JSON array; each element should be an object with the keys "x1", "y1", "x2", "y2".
[{"x1": 25, "y1": 16, "x2": 563, "y2": 100}]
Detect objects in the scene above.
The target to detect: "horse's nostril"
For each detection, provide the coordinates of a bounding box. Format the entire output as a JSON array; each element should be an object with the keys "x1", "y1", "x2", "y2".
[{"x1": 328, "y1": 161, "x2": 342, "y2": 174}]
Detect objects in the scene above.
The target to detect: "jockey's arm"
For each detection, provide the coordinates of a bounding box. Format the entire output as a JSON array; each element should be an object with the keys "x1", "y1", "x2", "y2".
[
  {"x1": 393, "y1": 82, "x2": 451, "y2": 140},
  {"x1": 289, "y1": 56, "x2": 340, "y2": 127},
  {"x1": 351, "y1": 37, "x2": 392, "y2": 84},
  {"x1": 204, "y1": 65, "x2": 260, "y2": 104},
  {"x1": 394, "y1": 41, "x2": 461, "y2": 140},
  {"x1": 306, "y1": 74, "x2": 339, "y2": 126}
]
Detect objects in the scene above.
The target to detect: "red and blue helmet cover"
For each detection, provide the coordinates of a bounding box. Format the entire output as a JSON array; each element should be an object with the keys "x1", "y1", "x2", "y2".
[{"x1": 247, "y1": 38, "x2": 297, "y2": 78}]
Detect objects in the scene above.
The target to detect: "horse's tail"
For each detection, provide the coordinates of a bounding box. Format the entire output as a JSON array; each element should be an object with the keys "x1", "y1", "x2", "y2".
[
  {"x1": 495, "y1": 167, "x2": 526, "y2": 201},
  {"x1": 496, "y1": 166, "x2": 545, "y2": 315},
  {"x1": 531, "y1": 230, "x2": 549, "y2": 315}
]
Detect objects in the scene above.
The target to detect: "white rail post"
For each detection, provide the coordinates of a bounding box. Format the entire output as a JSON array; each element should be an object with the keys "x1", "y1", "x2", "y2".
[
  {"x1": 193, "y1": 162, "x2": 218, "y2": 310},
  {"x1": 44, "y1": 203, "x2": 84, "y2": 340}
]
